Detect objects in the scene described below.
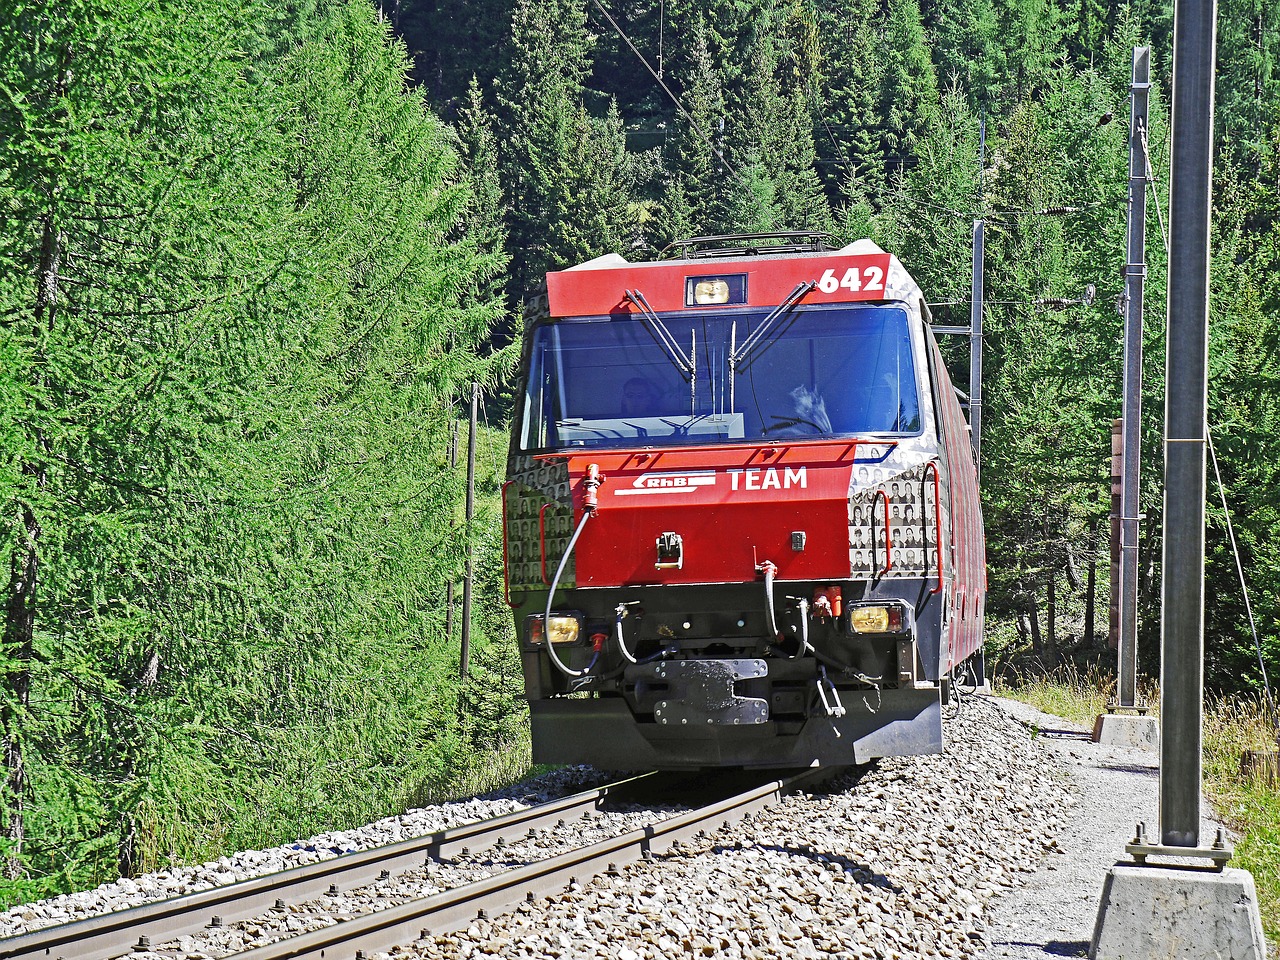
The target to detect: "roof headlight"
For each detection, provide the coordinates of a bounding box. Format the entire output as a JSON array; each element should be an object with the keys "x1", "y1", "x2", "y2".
[
  {"x1": 685, "y1": 273, "x2": 746, "y2": 306},
  {"x1": 694, "y1": 279, "x2": 730, "y2": 304}
]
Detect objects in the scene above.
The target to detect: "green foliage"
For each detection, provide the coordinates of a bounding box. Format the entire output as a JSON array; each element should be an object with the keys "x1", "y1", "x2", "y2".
[
  {"x1": 496, "y1": 0, "x2": 641, "y2": 293},
  {"x1": 1, "y1": 0, "x2": 1279, "y2": 914},
  {"x1": 0, "y1": 0, "x2": 509, "y2": 899}
]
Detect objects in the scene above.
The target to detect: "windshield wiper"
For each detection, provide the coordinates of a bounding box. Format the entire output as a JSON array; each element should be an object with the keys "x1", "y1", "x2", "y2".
[
  {"x1": 625, "y1": 289, "x2": 694, "y2": 380},
  {"x1": 728, "y1": 280, "x2": 816, "y2": 370}
]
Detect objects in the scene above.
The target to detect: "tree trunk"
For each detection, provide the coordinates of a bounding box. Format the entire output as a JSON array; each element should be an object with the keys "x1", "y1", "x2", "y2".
[
  {"x1": 2, "y1": 511, "x2": 37, "y2": 881},
  {"x1": 4, "y1": 209, "x2": 60, "y2": 879},
  {"x1": 1025, "y1": 595, "x2": 1044, "y2": 665},
  {"x1": 1084, "y1": 519, "x2": 1098, "y2": 647},
  {"x1": 117, "y1": 650, "x2": 161, "y2": 875},
  {"x1": 1065, "y1": 542, "x2": 1083, "y2": 591},
  {"x1": 117, "y1": 816, "x2": 138, "y2": 878},
  {"x1": 1045, "y1": 572, "x2": 1059, "y2": 668}
]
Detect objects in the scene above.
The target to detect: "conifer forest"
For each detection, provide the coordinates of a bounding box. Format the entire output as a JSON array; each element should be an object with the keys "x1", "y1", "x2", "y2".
[{"x1": 2, "y1": 0, "x2": 1279, "y2": 901}]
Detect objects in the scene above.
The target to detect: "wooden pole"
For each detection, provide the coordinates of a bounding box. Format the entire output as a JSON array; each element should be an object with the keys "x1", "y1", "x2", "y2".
[{"x1": 460, "y1": 383, "x2": 479, "y2": 680}]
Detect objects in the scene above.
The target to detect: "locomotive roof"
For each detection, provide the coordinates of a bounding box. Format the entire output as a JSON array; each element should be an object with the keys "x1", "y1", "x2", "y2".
[{"x1": 546, "y1": 239, "x2": 927, "y2": 319}]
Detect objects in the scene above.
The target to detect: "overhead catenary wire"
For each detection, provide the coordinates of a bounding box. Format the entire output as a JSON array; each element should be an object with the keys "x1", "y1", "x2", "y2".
[
  {"x1": 882, "y1": 187, "x2": 1121, "y2": 223},
  {"x1": 586, "y1": 0, "x2": 743, "y2": 184},
  {"x1": 1138, "y1": 120, "x2": 1170, "y2": 253},
  {"x1": 1206, "y1": 423, "x2": 1278, "y2": 728}
]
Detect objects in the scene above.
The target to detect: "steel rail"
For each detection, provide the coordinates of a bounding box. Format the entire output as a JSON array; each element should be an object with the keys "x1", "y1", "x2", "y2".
[
  {"x1": 226, "y1": 767, "x2": 834, "y2": 960},
  {"x1": 0, "y1": 774, "x2": 654, "y2": 960}
]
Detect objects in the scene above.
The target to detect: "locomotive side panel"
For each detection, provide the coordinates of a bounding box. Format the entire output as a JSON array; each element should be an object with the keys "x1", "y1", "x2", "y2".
[{"x1": 927, "y1": 333, "x2": 987, "y2": 669}]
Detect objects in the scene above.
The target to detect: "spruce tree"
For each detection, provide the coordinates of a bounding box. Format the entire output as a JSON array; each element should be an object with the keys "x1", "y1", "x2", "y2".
[
  {"x1": 455, "y1": 77, "x2": 512, "y2": 312},
  {"x1": 721, "y1": 23, "x2": 830, "y2": 234},
  {"x1": 1214, "y1": 0, "x2": 1280, "y2": 165},
  {"x1": 817, "y1": 0, "x2": 889, "y2": 203},
  {"x1": 928, "y1": 0, "x2": 1003, "y2": 109},
  {"x1": 878, "y1": 0, "x2": 941, "y2": 165},
  {"x1": 664, "y1": 17, "x2": 731, "y2": 235},
  {"x1": 496, "y1": 0, "x2": 638, "y2": 291}
]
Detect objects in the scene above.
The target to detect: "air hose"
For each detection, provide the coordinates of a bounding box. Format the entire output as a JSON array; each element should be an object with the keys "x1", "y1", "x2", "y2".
[
  {"x1": 543, "y1": 465, "x2": 605, "y2": 679},
  {"x1": 543, "y1": 510, "x2": 593, "y2": 678},
  {"x1": 758, "y1": 559, "x2": 813, "y2": 659}
]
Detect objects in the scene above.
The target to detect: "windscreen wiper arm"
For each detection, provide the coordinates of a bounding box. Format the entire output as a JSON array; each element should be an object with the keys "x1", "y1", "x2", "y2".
[
  {"x1": 729, "y1": 280, "x2": 816, "y2": 369},
  {"x1": 625, "y1": 289, "x2": 694, "y2": 379}
]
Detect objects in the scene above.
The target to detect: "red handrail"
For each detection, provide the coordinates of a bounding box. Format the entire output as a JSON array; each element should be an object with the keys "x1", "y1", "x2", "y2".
[
  {"x1": 922, "y1": 461, "x2": 943, "y2": 595},
  {"x1": 539, "y1": 503, "x2": 553, "y2": 586},
  {"x1": 500, "y1": 481, "x2": 516, "y2": 607},
  {"x1": 876, "y1": 489, "x2": 892, "y2": 577}
]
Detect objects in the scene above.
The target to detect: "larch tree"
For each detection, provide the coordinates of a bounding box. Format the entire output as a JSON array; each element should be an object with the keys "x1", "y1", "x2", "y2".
[{"x1": 0, "y1": 0, "x2": 503, "y2": 896}]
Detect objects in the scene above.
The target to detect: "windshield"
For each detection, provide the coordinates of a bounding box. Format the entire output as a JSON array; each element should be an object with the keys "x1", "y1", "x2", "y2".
[{"x1": 519, "y1": 304, "x2": 921, "y2": 451}]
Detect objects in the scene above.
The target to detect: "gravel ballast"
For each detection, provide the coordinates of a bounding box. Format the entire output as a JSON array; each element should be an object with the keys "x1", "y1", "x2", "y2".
[
  {"x1": 0, "y1": 766, "x2": 615, "y2": 940},
  {"x1": 2, "y1": 694, "x2": 1216, "y2": 960},
  {"x1": 392, "y1": 694, "x2": 1075, "y2": 960}
]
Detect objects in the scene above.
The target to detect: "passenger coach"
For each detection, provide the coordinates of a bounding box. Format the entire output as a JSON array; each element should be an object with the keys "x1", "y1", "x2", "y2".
[{"x1": 503, "y1": 235, "x2": 986, "y2": 768}]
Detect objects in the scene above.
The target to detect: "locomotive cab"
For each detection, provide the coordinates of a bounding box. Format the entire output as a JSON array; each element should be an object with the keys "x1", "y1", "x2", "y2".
[{"x1": 504, "y1": 237, "x2": 986, "y2": 769}]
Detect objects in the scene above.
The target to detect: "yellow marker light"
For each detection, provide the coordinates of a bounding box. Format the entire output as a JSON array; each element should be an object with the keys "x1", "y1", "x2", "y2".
[
  {"x1": 848, "y1": 606, "x2": 891, "y2": 634},
  {"x1": 546, "y1": 615, "x2": 581, "y2": 645},
  {"x1": 693, "y1": 279, "x2": 731, "y2": 304},
  {"x1": 527, "y1": 615, "x2": 582, "y2": 646}
]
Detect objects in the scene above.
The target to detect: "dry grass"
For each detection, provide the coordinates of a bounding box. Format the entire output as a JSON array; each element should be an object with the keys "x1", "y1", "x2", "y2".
[
  {"x1": 1204, "y1": 694, "x2": 1280, "y2": 942},
  {"x1": 993, "y1": 662, "x2": 1157, "y2": 728}
]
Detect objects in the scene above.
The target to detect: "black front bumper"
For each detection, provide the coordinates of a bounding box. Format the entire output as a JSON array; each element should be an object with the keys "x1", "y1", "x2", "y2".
[{"x1": 530, "y1": 686, "x2": 942, "y2": 769}]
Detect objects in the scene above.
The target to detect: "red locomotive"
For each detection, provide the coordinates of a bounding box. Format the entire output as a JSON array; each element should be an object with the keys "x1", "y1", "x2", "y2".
[{"x1": 503, "y1": 234, "x2": 986, "y2": 768}]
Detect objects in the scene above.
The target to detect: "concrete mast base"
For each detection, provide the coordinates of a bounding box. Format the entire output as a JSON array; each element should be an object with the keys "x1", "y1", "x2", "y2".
[
  {"x1": 1092, "y1": 712, "x2": 1159, "y2": 750},
  {"x1": 1090, "y1": 864, "x2": 1267, "y2": 959}
]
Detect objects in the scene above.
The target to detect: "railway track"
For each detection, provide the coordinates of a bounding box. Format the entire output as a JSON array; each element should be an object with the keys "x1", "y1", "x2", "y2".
[{"x1": 1, "y1": 768, "x2": 831, "y2": 960}]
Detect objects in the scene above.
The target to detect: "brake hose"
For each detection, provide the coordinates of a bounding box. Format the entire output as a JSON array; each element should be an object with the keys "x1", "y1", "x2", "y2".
[
  {"x1": 776, "y1": 596, "x2": 814, "y2": 659},
  {"x1": 759, "y1": 559, "x2": 813, "y2": 659},
  {"x1": 795, "y1": 597, "x2": 813, "y2": 656},
  {"x1": 615, "y1": 603, "x2": 638, "y2": 664},
  {"x1": 759, "y1": 560, "x2": 780, "y2": 639}
]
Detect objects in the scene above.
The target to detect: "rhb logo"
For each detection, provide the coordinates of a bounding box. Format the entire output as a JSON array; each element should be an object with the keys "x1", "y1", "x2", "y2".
[
  {"x1": 614, "y1": 471, "x2": 717, "y2": 496},
  {"x1": 611, "y1": 467, "x2": 808, "y2": 496}
]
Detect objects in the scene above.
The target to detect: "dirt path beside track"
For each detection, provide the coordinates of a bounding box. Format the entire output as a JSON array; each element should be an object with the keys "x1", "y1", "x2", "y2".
[{"x1": 978, "y1": 696, "x2": 1269, "y2": 959}]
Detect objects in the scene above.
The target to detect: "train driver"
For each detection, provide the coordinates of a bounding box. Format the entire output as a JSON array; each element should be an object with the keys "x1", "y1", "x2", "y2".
[{"x1": 621, "y1": 377, "x2": 661, "y2": 418}]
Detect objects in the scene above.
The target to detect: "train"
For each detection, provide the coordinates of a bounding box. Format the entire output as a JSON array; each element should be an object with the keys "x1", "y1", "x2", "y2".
[{"x1": 503, "y1": 233, "x2": 986, "y2": 769}]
